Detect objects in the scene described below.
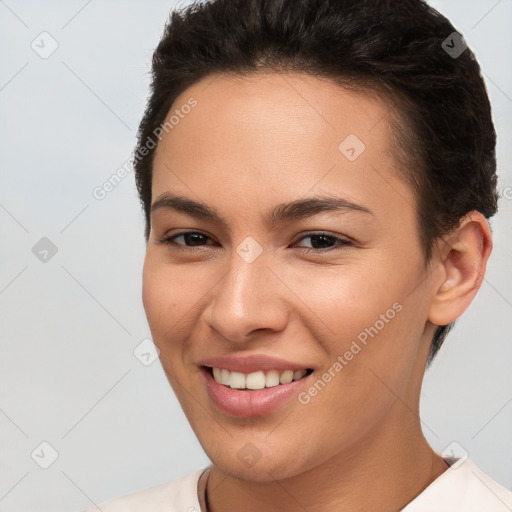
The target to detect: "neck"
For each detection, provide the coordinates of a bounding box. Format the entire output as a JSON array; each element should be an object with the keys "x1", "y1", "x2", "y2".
[{"x1": 201, "y1": 402, "x2": 450, "y2": 512}]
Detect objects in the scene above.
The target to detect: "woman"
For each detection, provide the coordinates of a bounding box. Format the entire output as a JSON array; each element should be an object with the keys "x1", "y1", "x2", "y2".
[{"x1": 84, "y1": 0, "x2": 512, "y2": 510}]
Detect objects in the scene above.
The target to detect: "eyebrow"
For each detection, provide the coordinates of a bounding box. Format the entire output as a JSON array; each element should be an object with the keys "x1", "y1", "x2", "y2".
[{"x1": 151, "y1": 192, "x2": 374, "y2": 229}]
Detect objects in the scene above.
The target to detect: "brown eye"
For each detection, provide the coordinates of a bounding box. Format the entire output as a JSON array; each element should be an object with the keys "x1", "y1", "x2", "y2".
[
  {"x1": 294, "y1": 233, "x2": 353, "y2": 252},
  {"x1": 158, "y1": 231, "x2": 214, "y2": 248}
]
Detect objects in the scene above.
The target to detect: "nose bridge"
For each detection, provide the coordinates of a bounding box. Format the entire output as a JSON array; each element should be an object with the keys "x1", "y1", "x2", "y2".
[{"x1": 207, "y1": 244, "x2": 287, "y2": 341}]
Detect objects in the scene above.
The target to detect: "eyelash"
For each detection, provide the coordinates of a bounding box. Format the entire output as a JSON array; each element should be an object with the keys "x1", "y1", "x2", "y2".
[{"x1": 156, "y1": 231, "x2": 354, "y2": 253}]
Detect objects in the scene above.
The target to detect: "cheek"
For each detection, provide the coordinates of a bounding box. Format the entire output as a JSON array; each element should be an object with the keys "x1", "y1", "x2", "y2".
[
  {"x1": 296, "y1": 262, "x2": 424, "y2": 381},
  {"x1": 142, "y1": 257, "x2": 182, "y2": 340},
  {"x1": 142, "y1": 261, "x2": 193, "y2": 393},
  {"x1": 141, "y1": 255, "x2": 212, "y2": 365},
  {"x1": 293, "y1": 280, "x2": 421, "y2": 449},
  {"x1": 289, "y1": 264, "x2": 395, "y2": 341}
]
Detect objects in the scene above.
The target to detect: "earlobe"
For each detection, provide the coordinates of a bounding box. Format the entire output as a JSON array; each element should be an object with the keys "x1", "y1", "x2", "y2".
[{"x1": 428, "y1": 212, "x2": 492, "y2": 327}]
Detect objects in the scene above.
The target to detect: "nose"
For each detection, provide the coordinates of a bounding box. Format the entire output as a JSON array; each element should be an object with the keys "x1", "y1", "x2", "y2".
[{"x1": 205, "y1": 250, "x2": 289, "y2": 343}]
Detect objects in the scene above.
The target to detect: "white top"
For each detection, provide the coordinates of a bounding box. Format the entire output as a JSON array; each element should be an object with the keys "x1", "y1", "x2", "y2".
[{"x1": 82, "y1": 456, "x2": 512, "y2": 511}]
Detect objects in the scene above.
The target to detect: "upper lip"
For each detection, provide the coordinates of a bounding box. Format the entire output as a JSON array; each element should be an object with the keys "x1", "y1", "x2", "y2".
[{"x1": 198, "y1": 354, "x2": 313, "y2": 374}]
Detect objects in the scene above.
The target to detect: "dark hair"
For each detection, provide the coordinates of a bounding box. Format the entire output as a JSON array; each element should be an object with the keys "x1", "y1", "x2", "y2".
[{"x1": 133, "y1": 0, "x2": 498, "y2": 365}]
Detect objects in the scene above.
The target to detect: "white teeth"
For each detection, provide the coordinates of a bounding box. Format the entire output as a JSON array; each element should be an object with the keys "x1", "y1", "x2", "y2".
[
  {"x1": 265, "y1": 370, "x2": 280, "y2": 388},
  {"x1": 293, "y1": 369, "x2": 306, "y2": 381},
  {"x1": 212, "y1": 368, "x2": 223, "y2": 383},
  {"x1": 210, "y1": 367, "x2": 309, "y2": 389},
  {"x1": 229, "y1": 371, "x2": 246, "y2": 389},
  {"x1": 279, "y1": 370, "x2": 294, "y2": 384},
  {"x1": 245, "y1": 371, "x2": 265, "y2": 390},
  {"x1": 220, "y1": 368, "x2": 230, "y2": 386}
]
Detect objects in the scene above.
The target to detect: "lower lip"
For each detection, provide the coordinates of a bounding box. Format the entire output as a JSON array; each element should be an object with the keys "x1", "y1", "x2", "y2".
[{"x1": 200, "y1": 366, "x2": 313, "y2": 418}]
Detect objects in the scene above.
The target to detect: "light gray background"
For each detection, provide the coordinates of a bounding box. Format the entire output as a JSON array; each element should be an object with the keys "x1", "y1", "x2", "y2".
[{"x1": 0, "y1": 1, "x2": 510, "y2": 511}]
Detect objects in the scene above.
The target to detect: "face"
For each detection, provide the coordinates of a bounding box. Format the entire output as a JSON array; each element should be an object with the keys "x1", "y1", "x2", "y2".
[{"x1": 143, "y1": 72, "x2": 437, "y2": 481}]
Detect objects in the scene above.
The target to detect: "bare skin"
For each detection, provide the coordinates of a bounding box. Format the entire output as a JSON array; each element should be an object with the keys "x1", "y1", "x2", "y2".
[{"x1": 142, "y1": 71, "x2": 492, "y2": 512}]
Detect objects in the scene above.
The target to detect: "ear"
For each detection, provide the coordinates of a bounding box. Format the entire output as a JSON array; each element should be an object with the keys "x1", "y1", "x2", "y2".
[{"x1": 428, "y1": 211, "x2": 493, "y2": 327}]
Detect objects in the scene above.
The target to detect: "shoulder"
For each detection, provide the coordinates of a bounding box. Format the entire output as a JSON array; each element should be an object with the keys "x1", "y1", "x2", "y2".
[
  {"x1": 81, "y1": 467, "x2": 207, "y2": 512},
  {"x1": 402, "y1": 457, "x2": 512, "y2": 512},
  {"x1": 460, "y1": 459, "x2": 512, "y2": 511}
]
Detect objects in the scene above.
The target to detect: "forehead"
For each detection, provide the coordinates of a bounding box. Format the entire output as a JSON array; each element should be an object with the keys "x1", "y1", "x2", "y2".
[{"x1": 152, "y1": 71, "x2": 414, "y2": 221}]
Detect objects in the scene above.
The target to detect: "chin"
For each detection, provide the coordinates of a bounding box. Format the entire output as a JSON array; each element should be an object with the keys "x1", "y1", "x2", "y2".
[{"x1": 208, "y1": 447, "x2": 313, "y2": 483}]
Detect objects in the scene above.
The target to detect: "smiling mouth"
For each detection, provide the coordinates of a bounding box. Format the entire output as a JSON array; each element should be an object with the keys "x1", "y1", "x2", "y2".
[{"x1": 202, "y1": 365, "x2": 314, "y2": 391}]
